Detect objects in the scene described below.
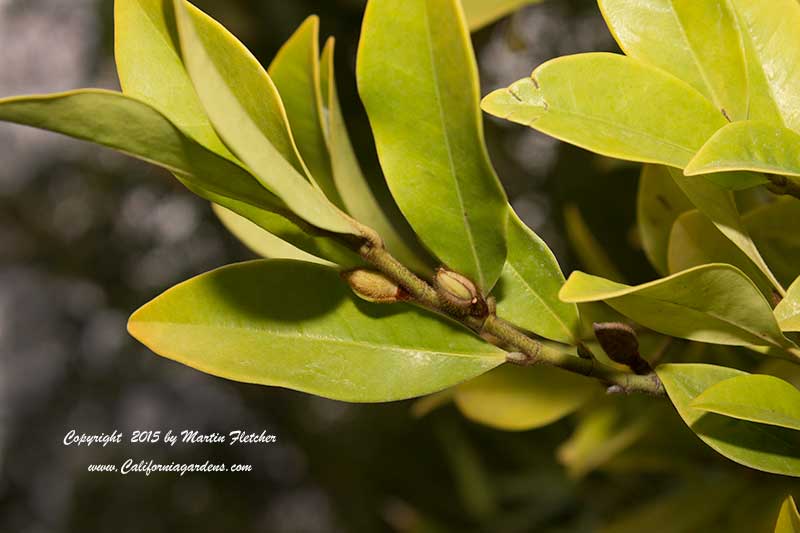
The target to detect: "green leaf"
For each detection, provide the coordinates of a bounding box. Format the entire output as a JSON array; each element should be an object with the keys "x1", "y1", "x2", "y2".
[
  {"x1": 357, "y1": 0, "x2": 508, "y2": 292},
  {"x1": 172, "y1": 0, "x2": 356, "y2": 235},
  {"x1": 657, "y1": 363, "x2": 800, "y2": 476},
  {"x1": 597, "y1": 0, "x2": 748, "y2": 120},
  {"x1": 0, "y1": 90, "x2": 281, "y2": 213},
  {"x1": 637, "y1": 164, "x2": 694, "y2": 275},
  {"x1": 481, "y1": 53, "x2": 726, "y2": 169},
  {"x1": 667, "y1": 167, "x2": 783, "y2": 296},
  {"x1": 319, "y1": 38, "x2": 433, "y2": 276},
  {"x1": 564, "y1": 204, "x2": 624, "y2": 282},
  {"x1": 114, "y1": 0, "x2": 233, "y2": 159},
  {"x1": 454, "y1": 364, "x2": 598, "y2": 431},
  {"x1": 726, "y1": 0, "x2": 800, "y2": 132},
  {"x1": 691, "y1": 374, "x2": 800, "y2": 431},
  {"x1": 494, "y1": 210, "x2": 581, "y2": 344},
  {"x1": 776, "y1": 277, "x2": 800, "y2": 333},
  {"x1": 560, "y1": 264, "x2": 796, "y2": 350},
  {"x1": 667, "y1": 209, "x2": 775, "y2": 299},
  {"x1": 460, "y1": 0, "x2": 541, "y2": 30},
  {"x1": 686, "y1": 121, "x2": 800, "y2": 181},
  {"x1": 267, "y1": 16, "x2": 343, "y2": 207},
  {"x1": 775, "y1": 496, "x2": 800, "y2": 533},
  {"x1": 746, "y1": 198, "x2": 800, "y2": 288},
  {"x1": 128, "y1": 260, "x2": 504, "y2": 402},
  {"x1": 212, "y1": 204, "x2": 332, "y2": 265}
]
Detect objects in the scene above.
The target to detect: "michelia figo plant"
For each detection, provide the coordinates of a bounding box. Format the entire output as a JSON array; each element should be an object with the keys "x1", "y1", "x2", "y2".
[{"x1": 2, "y1": 0, "x2": 800, "y2": 505}]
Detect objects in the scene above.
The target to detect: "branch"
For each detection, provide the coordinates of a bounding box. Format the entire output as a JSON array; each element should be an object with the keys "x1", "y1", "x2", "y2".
[{"x1": 353, "y1": 239, "x2": 665, "y2": 396}]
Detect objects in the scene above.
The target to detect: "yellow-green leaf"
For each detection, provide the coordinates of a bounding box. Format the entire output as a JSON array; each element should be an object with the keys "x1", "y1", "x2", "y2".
[
  {"x1": 319, "y1": 38, "x2": 433, "y2": 276},
  {"x1": 560, "y1": 264, "x2": 796, "y2": 350},
  {"x1": 746, "y1": 198, "x2": 800, "y2": 288},
  {"x1": 775, "y1": 496, "x2": 800, "y2": 533},
  {"x1": 691, "y1": 374, "x2": 800, "y2": 431},
  {"x1": 494, "y1": 209, "x2": 581, "y2": 344},
  {"x1": 129, "y1": 260, "x2": 504, "y2": 402},
  {"x1": 172, "y1": 0, "x2": 355, "y2": 235},
  {"x1": 461, "y1": 0, "x2": 541, "y2": 30},
  {"x1": 454, "y1": 364, "x2": 599, "y2": 431},
  {"x1": 776, "y1": 277, "x2": 800, "y2": 333},
  {"x1": 481, "y1": 53, "x2": 726, "y2": 169},
  {"x1": 357, "y1": 0, "x2": 508, "y2": 292},
  {"x1": 657, "y1": 363, "x2": 800, "y2": 476}
]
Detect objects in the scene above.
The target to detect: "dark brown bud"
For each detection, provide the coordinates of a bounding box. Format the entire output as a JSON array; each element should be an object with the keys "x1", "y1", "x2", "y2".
[
  {"x1": 593, "y1": 322, "x2": 652, "y2": 375},
  {"x1": 341, "y1": 269, "x2": 409, "y2": 304},
  {"x1": 434, "y1": 268, "x2": 487, "y2": 317}
]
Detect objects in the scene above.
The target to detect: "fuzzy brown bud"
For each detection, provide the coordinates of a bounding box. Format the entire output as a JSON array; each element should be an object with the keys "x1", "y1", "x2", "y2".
[
  {"x1": 341, "y1": 269, "x2": 409, "y2": 304},
  {"x1": 434, "y1": 268, "x2": 487, "y2": 317},
  {"x1": 593, "y1": 322, "x2": 651, "y2": 375}
]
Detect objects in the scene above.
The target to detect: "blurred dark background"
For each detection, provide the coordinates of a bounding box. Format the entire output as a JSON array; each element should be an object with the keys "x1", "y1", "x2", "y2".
[{"x1": 0, "y1": 1, "x2": 795, "y2": 532}]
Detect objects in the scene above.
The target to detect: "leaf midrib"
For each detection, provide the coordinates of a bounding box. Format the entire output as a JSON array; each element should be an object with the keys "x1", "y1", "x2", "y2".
[{"x1": 505, "y1": 262, "x2": 575, "y2": 342}]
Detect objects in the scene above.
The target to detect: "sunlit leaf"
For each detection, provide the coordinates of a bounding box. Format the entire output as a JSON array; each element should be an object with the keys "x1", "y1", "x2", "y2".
[
  {"x1": 461, "y1": 0, "x2": 542, "y2": 30},
  {"x1": 775, "y1": 496, "x2": 800, "y2": 533},
  {"x1": 454, "y1": 364, "x2": 599, "y2": 431},
  {"x1": 560, "y1": 264, "x2": 796, "y2": 350},
  {"x1": 637, "y1": 164, "x2": 694, "y2": 275},
  {"x1": 128, "y1": 260, "x2": 504, "y2": 402},
  {"x1": 0, "y1": 90, "x2": 282, "y2": 214},
  {"x1": 319, "y1": 38, "x2": 433, "y2": 276},
  {"x1": 776, "y1": 277, "x2": 800, "y2": 333},
  {"x1": 657, "y1": 363, "x2": 800, "y2": 476},
  {"x1": 691, "y1": 374, "x2": 800, "y2": 431},
  {"x1": 358, "y1": 0, "x2": 508, "y2": 292},
  {"x1": 481, "y1": 53, "x2": 726, "y2": 169},
  {"x1": 172, "y1": 0, "x2": 356, "y2": 235},
  {"x1": 686, "y1": 121, "x2": 800, "y2": 182},
  {"x1": 494, "y1": 210, "x2": 581, "y2": 344},
  {"x1": 667, "y1": 209, "x2": 774, "y2": 299},
  {"x1": 212, "y1": 204, "x2": 332, "y2": 265},
  {"x1": 598, "y1": 0, "x2": 747, "y2": 121}
]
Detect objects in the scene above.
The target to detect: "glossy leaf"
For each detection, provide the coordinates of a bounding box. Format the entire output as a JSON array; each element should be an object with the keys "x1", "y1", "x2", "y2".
[
  {"x1": 319, "y1": 39, "x2": 433, "y2": 275},
  {"x1": 727, "y1": 0, "x2": 800, "y2": 132},
  {"x1": 129, "y1": 260, "x2": 504, "y2": 402},
  {"x1": 212, "y1": 204, "x2": 331, "y2": 265},
  {"x1": 667, "y1": 167, "x2": 783, "y2": 296},
  {"x1": 0, "y1": 90, "x2": 282, "y2": 213},
  {"x1": 776, "y1": 277, "x2": 800, "y2": 333},
  {"x1": 637, "y1": 164, "x2": 693, "y2": 275},
  {"x1": 686, "y1": 121, "x2": 800, "y2": 180},
  {"x1": 460, "y1": 0, "x2": 541, "y2": 30},
  {"x1": 657, "y1": 363, "x2": 800, "y2": 476},
  {"x1": 357, "y1": 0, "x2": 508, "y2": 292},
  {"x1": 667, "y1": 209, "x2": 774, "y2": 299},
  {"x1": 481, "y1": 53, "x2": 727, "y2": 169},
  {"x1": 172, "y1": 0, "x2": 356, "y2": 235},
  {"x1": 775, "y1": 496, "x2": 800, "y2": 533},
  {"x1": 598, "y1": 0, "x2": 747, "y2": 120},
  {"x1": 268, "y1": 16, "x2": 343, "y2": 206},
  {"x1": 454, "y1": 364, "x2": 598, "y2": 431},
  {"x1": 114, "y1": 0, "x2": 233, "y2": 159},
  {"x1": 560, "y1": 264, "x2": 796, "y2": 349},
  {"x1": 691, "y1": 374, "x2": 800, "y2": 431},
  {"x1": 494, "y1": 210, "x2": 581, "y2": 344},
  {"x1": 746, "y1": 199, "x2": 800, "y2": 288}
]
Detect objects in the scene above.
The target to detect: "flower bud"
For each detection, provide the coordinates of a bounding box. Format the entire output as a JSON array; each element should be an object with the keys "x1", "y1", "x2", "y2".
[
  {"x1": 341, "y1": 269, "x2": 408, "y2": 304},
  {"x1": 593, "y1": 322, "x2": 651, "y2": 375},
  {"x1": 434, "y1": 268, "x2": 486, "y2": 316}
]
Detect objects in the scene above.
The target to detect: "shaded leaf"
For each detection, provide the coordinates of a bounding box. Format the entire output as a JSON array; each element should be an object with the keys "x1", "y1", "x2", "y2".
[
  {"x1": 692, "y1": 374, "x2": 800, "y2": 431},
  {"x1": 319, "y1": 39, "x2": 433, "y2": 275},
  {"x1": 563, "y1": 204, "x2": 624, "y2": 282},
  {"x1": 461, "y1": 0, "x2": 542, "y2": 30},
  {"x1": 129, "y1": 260, "x2": 504, "y2": 402},
  {"x1": 357, "y1": 0, "x2": 508, "y2": 292},
  {"x1": 775, "y1": 496, "x2": 800, "y2": 533},
  {"x1": 776, "y1": 277, "x2": 800, "y2": 333},
  {"x1": 746, "y1": 198, "x2": 800, "y2": 288},
  {"x1": 454, "y1": 364, "x2": 599, "y2": 431},
  {"x1": 172, "y1": 0, "x2": 355, "y2": 235},
  {"x1": 658, "y1": 364, "x2": 800, "y2": 476},
  {"x1": 637, "y1": 164, "x2": 694, "y2": 275},
  {"x1": 494, "y1": 210, "x2": 581, "y2": 344},
  {"x1": 560, "y1": 264, "x2": 796, "y2": 349},
  {"x1": 481, "y1": 53, "x2": 726, "y2": 169}
]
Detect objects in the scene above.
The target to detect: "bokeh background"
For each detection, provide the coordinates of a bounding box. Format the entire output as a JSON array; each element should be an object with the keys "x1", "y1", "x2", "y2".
[{"x1": 0, "y1": 1, "x2": 796, "y2": 532}]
